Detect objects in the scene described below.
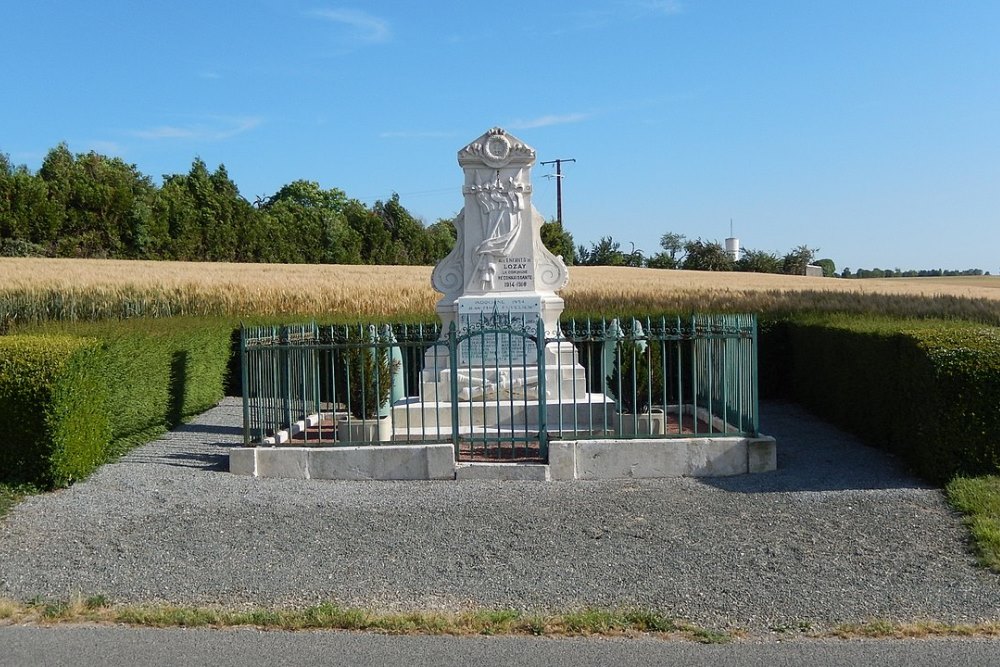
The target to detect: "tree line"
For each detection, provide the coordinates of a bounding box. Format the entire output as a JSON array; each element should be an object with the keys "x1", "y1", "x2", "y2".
[
  {"x1": 4, "y1": 145, "x2": 985, "y2": 278},
  {"x1": 574, "y1": 234, "x2": 989, "y2": 278},
  {"x1": 841, "y1": 267, "x2": 987, "y2": 278},
  {"x1": 0, "y1": 144, "x2": 458, "y2": 265},
  {"x1": 576, "y1": 233, "x2": 829, "y2": 276}
]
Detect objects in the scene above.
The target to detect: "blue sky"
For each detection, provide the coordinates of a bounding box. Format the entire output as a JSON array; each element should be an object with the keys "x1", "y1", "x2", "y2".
[{"x1": 3, "y1": 1, "x2": 998, "y2": 272}]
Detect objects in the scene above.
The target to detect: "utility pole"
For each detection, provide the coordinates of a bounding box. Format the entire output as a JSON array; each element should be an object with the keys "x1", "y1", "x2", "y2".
[{"x1": 540, "y1": 158, "x2": 576, "y2": 228}]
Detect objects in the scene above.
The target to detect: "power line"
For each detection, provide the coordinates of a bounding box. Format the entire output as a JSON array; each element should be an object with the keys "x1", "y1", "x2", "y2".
[{"x1": 540, "y1": 158, "x2": 576, "y2": 228}]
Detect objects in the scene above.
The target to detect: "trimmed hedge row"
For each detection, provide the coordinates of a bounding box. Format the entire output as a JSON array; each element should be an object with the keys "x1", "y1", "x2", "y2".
[
  {"x1": 0, "y1": 335, "x2": 111, "y2": 486},
  {"x1": 0, "y1": 318, "x2": 234, "y2": 487},
  {"x1": 765, "y1": 316, "x2": 1000, "y2": 483}
]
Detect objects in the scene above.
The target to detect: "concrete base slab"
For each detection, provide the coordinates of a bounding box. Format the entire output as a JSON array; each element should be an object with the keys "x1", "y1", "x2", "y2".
[
  {"x1": 229, "y1": 444, "x2": 456, "y2": 481},
  {"x1": 230, "y1": 435, "x2": 776, "y2": 481},
  {"x1": 455, "y1": 462, "x2": 550, "y2": 481},
  {"x1": 228, "y1": 448, "x2": 256, "y2": 476},
  {"x1": 548, "y1": 434, "x2": 778, "y2": 480},
  {"x1": 748, "y1": 436, "x2": 778, "y2": 473}
]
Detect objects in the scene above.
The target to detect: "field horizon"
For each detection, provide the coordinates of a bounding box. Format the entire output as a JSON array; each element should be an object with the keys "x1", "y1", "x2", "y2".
[{"x1": 2, "y1": 257, "x2": 998, "y2": 322}]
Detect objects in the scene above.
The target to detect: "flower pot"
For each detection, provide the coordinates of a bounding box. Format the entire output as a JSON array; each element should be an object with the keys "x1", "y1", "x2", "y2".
[
  {"x1": 615, "y1": 407, "x2": 666, "y2": 436},
  {"x1": 337, "y1": 415, "x2": 392, "y2": 443}
]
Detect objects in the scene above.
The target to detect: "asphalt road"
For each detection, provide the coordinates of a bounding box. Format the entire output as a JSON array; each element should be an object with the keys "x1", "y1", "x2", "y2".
[{"x1": 3, "y1": 626, "x2": 1000, "y2": 667}]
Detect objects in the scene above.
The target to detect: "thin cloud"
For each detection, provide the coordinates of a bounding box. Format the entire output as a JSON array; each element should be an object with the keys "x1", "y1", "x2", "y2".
[
  {"x1": 308, "y1": 8, "x2": 391, "y2": 43},
  {"x1": 508, "y1": 113, "x2": 591, "y2": 130},
  {"x1": 131, "y1": 116, "x2": 263, "y2": 141}
]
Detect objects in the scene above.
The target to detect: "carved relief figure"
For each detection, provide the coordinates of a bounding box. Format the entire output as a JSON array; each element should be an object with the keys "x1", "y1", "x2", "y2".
[{"x1": 469, "y1": 171, "x2": 525, "y2": 289}]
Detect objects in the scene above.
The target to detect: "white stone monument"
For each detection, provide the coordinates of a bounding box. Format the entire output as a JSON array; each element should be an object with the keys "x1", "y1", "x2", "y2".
[
  {"x1": 431, "y1": 127, "x2": 569, "y2": 336},
  {"x1": 394, "y1": 126, "x2": 610, "y2": 437},
  {"x1": 419, "y1": 128, "x2": 586, "y2": 400}
]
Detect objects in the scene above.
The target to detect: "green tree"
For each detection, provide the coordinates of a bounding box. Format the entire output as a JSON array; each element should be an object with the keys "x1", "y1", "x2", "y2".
[
  {"x1": 540, "y1": 219, "x2": 575, "y2": 265},
  {"x1": 372, "y1": 193, "x2": 429, "y2": 264},
  {"x1": 156, "y1": 160, "x2": 209, "y2": 260},
  {"x1": 261, "y1": 180, "x2": 361, "y2": 264},
  {"x1": 344, "y1": 199, "x2": 392, "y2": 264},
  {"x1": 681, "y1": 238, "x2": 734, "y2": 271},
  {"x1": 425, "y1": 218, "x2": 457, "y2": 263},
  {"x1": 35, "y1": 146, "x2": 157, "y2": 258},
  {"x1": 578, "y1": 236, "x2": 626, "y2": 266},
  {"x1": 781, "y1": 244, "x2": 818, "y2": 275},
  {"x1": 736, "y1": 248, "x2": 783, "y2": 273},
  {"x1": 814, "y1": 258, "x2": 836, "y2": 278},
  {"x1": 0, "y1": 154, "x2": 59, "y2": 248},
  {"x1": 35, "y1": 144, "x2": 75, "y2": 252}
]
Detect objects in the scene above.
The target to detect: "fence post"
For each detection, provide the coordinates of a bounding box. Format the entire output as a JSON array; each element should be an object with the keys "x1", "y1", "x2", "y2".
[
  {"x1": 240, "y1": 325, "x2": 250, "y2": 447},
  {"x1": 750, "y1": 314, "x2": 759, "y2": 436},
  {"x1": 536, "y1": 316, "x2": 547, "y2": 458},
  {"x1": 448, "y1": 321, "x2": 460, "y2": 459}
]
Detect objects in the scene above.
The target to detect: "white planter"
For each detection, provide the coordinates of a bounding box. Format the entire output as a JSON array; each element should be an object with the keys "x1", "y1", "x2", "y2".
[
  {"x1": 337, "y1": 415, "x2": 392, "y2": 443},
  {"x1": 615, "y1": 408, "x2": 666, "y2": 436}
]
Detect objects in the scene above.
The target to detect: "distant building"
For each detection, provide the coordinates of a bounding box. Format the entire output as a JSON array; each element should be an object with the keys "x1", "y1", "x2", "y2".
[
  {"x1": 805, "y1": 264, "x2": 824, "y2": 277},
  {"x1": 725, "y1": 236, "x2": 740, "y2": 261}
]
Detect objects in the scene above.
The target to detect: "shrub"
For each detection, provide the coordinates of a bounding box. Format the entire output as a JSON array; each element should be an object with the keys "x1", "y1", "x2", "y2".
[
  {"x1": 329, "y1": 326, "x2": 398, "y2": 420},
  {"x1": 768, "y1": 316, "x2": 1000, "y2": 483},
  {"x1": 1, "y1": 317, "x2": 234, "y2": 486},
  {"x1": 0, "y1": 335, "x2": 111, "y2": 486},
  {"x1": 0, "y1": 239, "x2": 48, "y2": 258},
  {"x1": 606, "y1": 329, "x2": 665, "y2": 414}
]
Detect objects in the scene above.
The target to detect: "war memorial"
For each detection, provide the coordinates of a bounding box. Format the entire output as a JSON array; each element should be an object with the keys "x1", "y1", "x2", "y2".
[{"x1": 231, "y1": 128, "x2": 775, "y2": 480}]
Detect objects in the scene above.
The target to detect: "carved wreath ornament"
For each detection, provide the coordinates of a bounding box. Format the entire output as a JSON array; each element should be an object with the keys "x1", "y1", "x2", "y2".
[{"x1": 460, "y1": 128, "x2": 534, "y2": 168}]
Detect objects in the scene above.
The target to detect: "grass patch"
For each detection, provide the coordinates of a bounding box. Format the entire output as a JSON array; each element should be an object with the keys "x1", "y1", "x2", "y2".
[
  {"x1": 0, "y1": 599, "x2": 726, "y2": 640},
  {"x1": 4, "y1": 598, "x2": 1000, "y2": 641},
  {"x1": 831, "y1": 619, "x2": 1000, "y2": 639},
  {"x1": 947, "y1": 476, "x2": 1000, "y2": 572},
  {"x1": 0, "y1": 482, "x2": 40, "y2": 520}
]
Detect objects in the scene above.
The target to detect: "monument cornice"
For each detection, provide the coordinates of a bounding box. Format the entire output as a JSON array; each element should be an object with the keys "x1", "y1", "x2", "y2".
[{"x1": 458, "y1": 127, "x2": 536, "y2": 168}]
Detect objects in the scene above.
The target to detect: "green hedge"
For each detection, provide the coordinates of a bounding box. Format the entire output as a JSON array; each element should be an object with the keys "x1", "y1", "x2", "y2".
[
  {"x1": 0, "y1": 317, "x2": 235, "y2": 487},
  {"x1": 0, "y1": 335, "x2": 111, "y2": 486},
  {"x1": 769, "y1": 316, "x2": 1000, "y2": 483}
]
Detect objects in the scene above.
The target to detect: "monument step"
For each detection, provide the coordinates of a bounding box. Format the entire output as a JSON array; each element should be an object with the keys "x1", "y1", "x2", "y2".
[
  {"x1": 391, "y1": 394, "x2": 615, "y2": 429},
  {"x1": 454, "y1": 462, "x2": 550, "y2": 481},
  {"x1": 390, "y1": 423, "x2": 611, "y2": 443}
]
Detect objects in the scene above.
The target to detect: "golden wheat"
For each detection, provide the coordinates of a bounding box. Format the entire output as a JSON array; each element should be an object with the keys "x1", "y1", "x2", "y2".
[{"x1": 1, "y1": 258, "x2": 998, "y2": 323}]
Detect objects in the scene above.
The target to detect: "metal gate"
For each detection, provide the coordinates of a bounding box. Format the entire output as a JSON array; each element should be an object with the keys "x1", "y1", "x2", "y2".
[{"x1": 449, "y1": 317, "x2": 548, "y2": 462}]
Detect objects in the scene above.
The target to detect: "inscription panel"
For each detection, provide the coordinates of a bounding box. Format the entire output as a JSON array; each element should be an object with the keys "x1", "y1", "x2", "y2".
[
  {"x1": 457, "y1": 295, "x2": 541, "y2": 365},
  {"x1": 495, "y1": 256, "x2": 534, "y2": 291}
]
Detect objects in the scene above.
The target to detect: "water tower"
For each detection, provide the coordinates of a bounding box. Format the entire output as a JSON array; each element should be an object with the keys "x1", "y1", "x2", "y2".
[{"x1": 725, "y1": 220, "x2": 740, "y2": 261}]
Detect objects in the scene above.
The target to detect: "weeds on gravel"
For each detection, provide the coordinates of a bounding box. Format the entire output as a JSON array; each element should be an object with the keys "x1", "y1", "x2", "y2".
[
  {"x1": 831, "y1": 619, "x2": 1000, "y2": 639},
  {"x1": 946, "y1": 475, "x2": 1000, "y2": 572},
  {"x1": 0, "y1": 598, "x2": 728, "y2": 641},
  {"x1": 4, "y1": 598, "x2": 1000, "y2": 641}
]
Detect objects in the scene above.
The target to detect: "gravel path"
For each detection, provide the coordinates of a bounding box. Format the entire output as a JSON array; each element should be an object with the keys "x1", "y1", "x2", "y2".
[{"x1": 1, "y1": 398, "x2": 998, "y2": 631}]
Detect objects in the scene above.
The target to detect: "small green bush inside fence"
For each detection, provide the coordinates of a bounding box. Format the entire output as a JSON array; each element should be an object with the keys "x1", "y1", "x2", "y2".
[
  {"x1": 0, "y1": 317, "x2": 235, "y2": 487},
  {"x1": 763, "y1": 316, "x2": 1000, "y2": 483}
]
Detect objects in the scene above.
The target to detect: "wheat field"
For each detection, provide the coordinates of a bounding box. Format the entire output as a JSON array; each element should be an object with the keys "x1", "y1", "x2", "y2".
[{"x1": 1, "y1": 257, "x2": 998, "y2": 322}]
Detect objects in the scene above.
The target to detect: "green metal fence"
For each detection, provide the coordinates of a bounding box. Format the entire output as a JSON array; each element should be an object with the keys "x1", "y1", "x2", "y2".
[{"x1": 240, "y1": 314, "x2": 759, "y2": 460}]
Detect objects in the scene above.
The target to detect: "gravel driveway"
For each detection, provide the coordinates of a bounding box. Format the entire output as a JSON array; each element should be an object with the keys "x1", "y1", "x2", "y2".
[{"x1": 1, "y1": 398, "x2": 998, "y2": 631}]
